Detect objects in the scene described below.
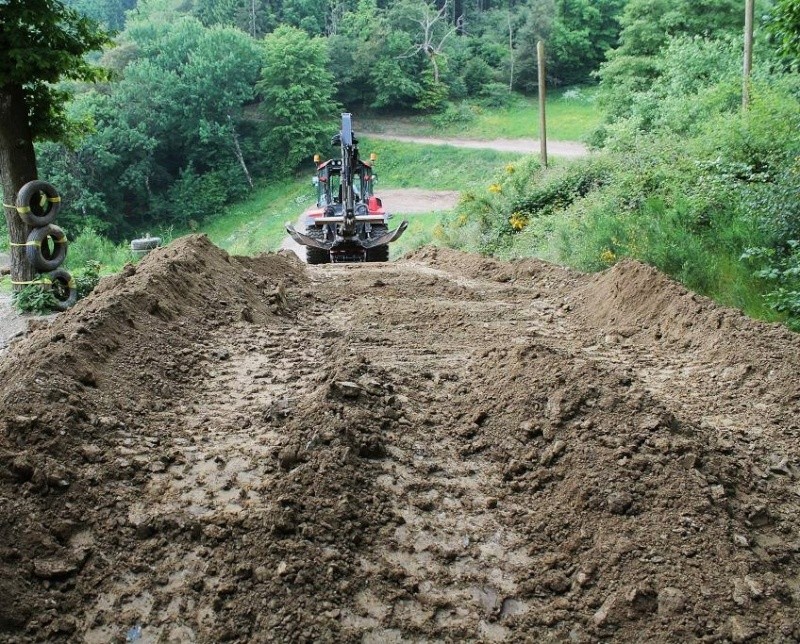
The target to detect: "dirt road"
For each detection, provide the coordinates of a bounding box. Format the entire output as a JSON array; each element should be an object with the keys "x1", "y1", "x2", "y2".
[
  {"x1": 1, "y1": 236, "x2": 799, "y2": 642},
  {"x1": 363, "y1": 133, "x2": 589, "y2": 158}
]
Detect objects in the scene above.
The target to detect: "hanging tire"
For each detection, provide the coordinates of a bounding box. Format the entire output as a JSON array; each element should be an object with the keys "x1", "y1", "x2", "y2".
[
  {"x1": 131, "y1": 236, "x2": 161, "y2": 252},
  {"x1": 306, "y1": 247, "x2": 330, "y2": 265},
  {"x1": 26, "y1": 224, "x2": 68, "y2": 272},
  {"x1": 16, "y1": 180, "x2": 61, "y2": 227},
  {"x1": 366, "y1": 245, "x2": 389, "y2": 262},
  {"x1": 47, "y1": 269, "x2": 77, "y2": 311}
]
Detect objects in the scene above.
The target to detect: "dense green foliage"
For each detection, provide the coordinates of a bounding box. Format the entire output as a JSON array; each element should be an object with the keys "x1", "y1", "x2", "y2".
[
  {"x1": 258, "y1": 25, "x2": 339, "y2": 171},
  {"x1": 12, "y1": 283, "x2": 58, "y2": 314},
  {"x1": 768, "y1": 0, "x2": 800, "y2": 64},
  {"x1": 0, "y1": 0, "x2": 111, "y2": 141},
  {"x1": 450, "y1": 27, "x2": 800, "y2": 330},
  {"x1": 35, "y1": 15, "x2": 265, "y2": 237},
  {"x1": 64, "y1": 0, "x2": 136, "y2": 29}
]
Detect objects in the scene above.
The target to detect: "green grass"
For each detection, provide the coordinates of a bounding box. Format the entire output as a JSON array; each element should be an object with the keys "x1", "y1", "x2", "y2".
[
  {"x1": 361, "y1": 137, "x2": 519, "y2": 191},
  {"x1": 359, "y1": 87, "x2": 603, "y2": 142},
  {"x1": 202, "y1": 176, "x2": 311, "y2": 254},
  {"x1": 390, "y1": 211, "x2": 447, "y2": 258}
]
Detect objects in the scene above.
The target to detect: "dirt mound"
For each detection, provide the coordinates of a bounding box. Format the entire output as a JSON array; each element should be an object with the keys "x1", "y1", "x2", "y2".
[
  {"x1": 0, "y1": 235, "x2": 306, "y2": 636},
  {"x1": 576, "y1": 259, "x2": 800, "y2": 407},
  {"x1": 1, "y1": 242, "x2": 798, "y2": 642},
  {"x1": 448, "y1": 340, "x2": 799, "y2": 641},
  {"x1": 407, "y1": 246, "x2": 576, "y2": 286}
]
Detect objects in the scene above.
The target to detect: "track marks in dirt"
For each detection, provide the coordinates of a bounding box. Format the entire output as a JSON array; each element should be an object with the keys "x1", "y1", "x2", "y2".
[{"x1": 2, "y1": 238, "x2": 800, "y2": 642}]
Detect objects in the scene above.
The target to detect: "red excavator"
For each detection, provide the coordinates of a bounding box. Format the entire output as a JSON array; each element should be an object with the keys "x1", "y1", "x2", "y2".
[{"x1": 286, "y1": 113, "x2": 408, "y2": 264}]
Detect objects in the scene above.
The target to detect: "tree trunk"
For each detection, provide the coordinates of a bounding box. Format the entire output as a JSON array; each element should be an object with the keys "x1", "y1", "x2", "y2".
[
  {"x1": 0, "y1": 83, "x2": 37, "y2": 291},
  {"x1": 508, "y1": 11, "x2": 515, "y2": 91},
  {"x1": 430, "y1": 54, "x2": 440, "y2": 84},
  {"x1": 228, "y1": 116, "x2": 253, "y2": 190}
]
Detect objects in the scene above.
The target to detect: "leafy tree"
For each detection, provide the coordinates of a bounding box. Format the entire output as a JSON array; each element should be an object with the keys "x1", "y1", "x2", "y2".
[
  {"x1": 598, "y1": 0, "x2": 744, "y2": 118},
  {"x1": 615, "y1": 0, "x2": 742, "y2": 58},
  {"x1": 37, "y1": 16, "x2": 263, "y2": 237},
  {"x1": 257, "y1": 25, "x2": 339, "y2": 172},
  {"x1": 767, "y1": 0, "x2": 800, "y2": 64},
  {"x1": 0, "y1": 0, "x2": 110, "y2": 287},
  {"x1": 328, "y1": 0, "x2": 423, "y2": 109},
  {"x1": 548, "y1": 0, "x2": 625, "y2": 84},
  {"x1": 65, "y1": 0, "x2": 136, "y2": 30}
]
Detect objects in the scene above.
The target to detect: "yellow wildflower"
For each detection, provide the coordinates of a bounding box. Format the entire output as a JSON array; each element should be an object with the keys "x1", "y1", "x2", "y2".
[
  {"x1": 509, "y1": 212, "x2": 528, "y2": 231},
  {"x1": 488, "y1": 183, "x2": 502, "y2": 194},
  {"x1": 600, "y1": 249, "x2": 617, "y2": 265}
]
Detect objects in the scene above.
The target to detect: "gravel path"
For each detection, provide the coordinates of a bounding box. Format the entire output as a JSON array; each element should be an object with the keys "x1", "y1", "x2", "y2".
[{"x1": 0, "y1": 252, "x2": 49, "y2": 354}]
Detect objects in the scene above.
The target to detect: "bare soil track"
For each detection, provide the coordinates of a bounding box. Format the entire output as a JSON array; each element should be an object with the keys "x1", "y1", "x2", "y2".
[{"x1": 1, "y1": 235, "x2": 799, "y2": 642}]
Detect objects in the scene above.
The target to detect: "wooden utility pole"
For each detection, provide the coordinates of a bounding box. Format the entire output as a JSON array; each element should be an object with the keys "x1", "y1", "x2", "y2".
[
  {"x1": 743, "y1": 0, "x2": 755, "y2": 109},
  {"x1": 537, "y1": 40, "x2": 548, "y2": 167}
]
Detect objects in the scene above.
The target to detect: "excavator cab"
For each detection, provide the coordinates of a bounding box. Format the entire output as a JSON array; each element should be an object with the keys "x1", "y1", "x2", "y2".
[
  {"x1": 315, "y1": 161, "x2": 374, "y2": 208},
  {"x1": 287, "y1": 113, "x2": 407, "y2": 264}
]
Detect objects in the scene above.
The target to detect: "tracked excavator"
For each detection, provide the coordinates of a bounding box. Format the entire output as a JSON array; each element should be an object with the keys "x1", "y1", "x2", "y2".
[{"x1": 286, "y1": 114, "x2": 408, "y2": 264}]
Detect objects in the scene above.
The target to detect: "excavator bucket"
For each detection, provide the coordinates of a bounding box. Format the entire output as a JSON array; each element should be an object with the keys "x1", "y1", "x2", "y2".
[
  {"x1": 286, "y1": 224, "x2": 332, "y2": 250},
  {"x1": 286, "y1": 220, "x2": 408, "y2": 252},
  {"x1": 361, "y1": 220, "x2": 408, "y2": 248}
]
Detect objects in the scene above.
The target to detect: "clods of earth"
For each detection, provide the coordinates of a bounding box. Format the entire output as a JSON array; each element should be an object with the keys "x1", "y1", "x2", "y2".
[{"x1": 0, "y1": 235, "x2": 798, "y2": 642}]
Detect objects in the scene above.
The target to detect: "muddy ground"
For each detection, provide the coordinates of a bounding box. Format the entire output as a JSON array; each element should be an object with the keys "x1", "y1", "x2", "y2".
[{"x1": 0, "y1": 235, "x2": 799, "y2": 643}]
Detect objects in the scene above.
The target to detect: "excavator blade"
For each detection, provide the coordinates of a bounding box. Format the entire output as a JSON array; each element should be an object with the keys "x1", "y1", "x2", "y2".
[
  {"x1": 361, "y1": 220, "x2": 409, "y2": 249},
  {"x1": 286, "y1": 224, "x2": 332, "y2": 250}
]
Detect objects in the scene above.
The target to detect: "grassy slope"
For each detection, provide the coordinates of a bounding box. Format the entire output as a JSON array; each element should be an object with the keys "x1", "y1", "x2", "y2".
[{"x1": 359, "y1": 88, "x2": 603, "y2": 141}]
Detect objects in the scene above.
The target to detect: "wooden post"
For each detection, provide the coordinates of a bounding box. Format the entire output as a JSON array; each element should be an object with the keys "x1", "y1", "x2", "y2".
[
  {"x1": 537, "y1": 40, "x2": 548, "y2": 167},
  {"x1": 743, "y1": 0, "x2": 754, "y2": 110}
]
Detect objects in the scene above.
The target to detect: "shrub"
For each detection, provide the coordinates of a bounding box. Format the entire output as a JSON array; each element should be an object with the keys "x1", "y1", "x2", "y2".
[
  {"x1": 446, "y1": 42, "x2": 800, "y2": 328},
  {"x1": 742, "y1": 241, "x2": 800, "y2": 328},
  {"x1": 13, "y1": 284, "x2": 57, "y2": 315},
  {"x1": 478, "y1": 83, "x2": 513, "y2": 108},
  {"x1": 431, "y1": 102, "x2": 476, "y2": 128},
  {"x1": 67, "y1": 227, "x2": 131, "y2": 273},
  {"x1": 74, "y1": 260, "x2": 102, "y2": 298},
  {"x1": 463, "y1": 58, "x2": 494, "y2": 96}
]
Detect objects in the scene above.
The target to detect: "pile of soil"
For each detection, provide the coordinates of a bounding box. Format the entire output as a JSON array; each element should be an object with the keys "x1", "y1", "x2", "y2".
[{"x1": 0, "y1": 237, "x2": 798, "y2": 642}]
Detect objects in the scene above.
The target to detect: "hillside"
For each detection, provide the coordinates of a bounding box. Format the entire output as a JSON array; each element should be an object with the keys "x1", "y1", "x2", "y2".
[{"x1": 1, "y1": 236, "x2": 798, "y2": 641}]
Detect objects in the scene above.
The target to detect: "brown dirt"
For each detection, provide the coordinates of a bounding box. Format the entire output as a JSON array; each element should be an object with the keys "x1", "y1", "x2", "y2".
[{"x1": 1, "y1": 236, "x2": 799, "y2": 642}]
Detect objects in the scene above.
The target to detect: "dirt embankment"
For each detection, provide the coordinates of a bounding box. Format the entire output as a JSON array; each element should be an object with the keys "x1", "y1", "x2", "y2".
[{"x1": 1, "y1": 236, "x2": 799, "y2": 642}]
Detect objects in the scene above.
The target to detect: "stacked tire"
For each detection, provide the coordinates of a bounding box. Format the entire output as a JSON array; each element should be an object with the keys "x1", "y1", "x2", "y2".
[
  {"x1": 15, "y1": 180, "x2": 76, "y2": 311},
  {"x1": 131, "y1": 235, "x2": 161, "y2": 258}
]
